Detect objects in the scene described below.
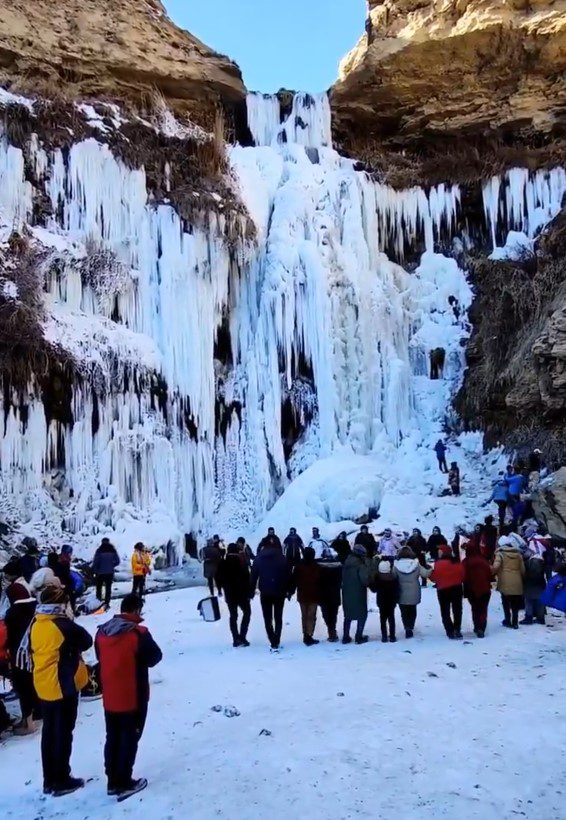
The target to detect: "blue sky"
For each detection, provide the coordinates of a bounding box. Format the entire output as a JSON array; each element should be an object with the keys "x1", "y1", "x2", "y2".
[{"x1": 164, "y1": 1, "x2": 366, "y2": 92}]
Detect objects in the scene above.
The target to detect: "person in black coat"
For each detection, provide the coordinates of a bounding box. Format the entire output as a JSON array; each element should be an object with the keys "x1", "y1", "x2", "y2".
[
  {"x1": 354, "y1": 526, "x2": 377, "y2": 558},
  {"x1": 318, "y1": 557, "x2": 342, "y2": 642},
  {"x1": 92, "y1": 538, "x2": 120, "y2": 609},
  {"x1": 257, "y1": 527, "x2": 282, "y2": 554},
  {"x1": 283, "y1": 528, "x2": 304, "y2": 568},
  {"x1": 406, "y1": 528, "x2": 429, "y2": 584},
  {"x1": 216, "y1": 545, "x2": 252, "y2": 647},
  {"x1": 331, "y1": 532, "x2": 351, "y2": 564},
  {"x1": 18, "y1": 543, "x2": 39, "y2": 584},
  {"x1": 374, "y1": 558, "x2": 400, "y2": 642},
  {"x1": 250, "y1": 545, "x2": 290, "y2": 650},
  {"x1": 5, "y1": 582, "x2": 39, "y2": 733},
  {"x1": 427, "y1": 527, "x2": 448, "y2": 561}
]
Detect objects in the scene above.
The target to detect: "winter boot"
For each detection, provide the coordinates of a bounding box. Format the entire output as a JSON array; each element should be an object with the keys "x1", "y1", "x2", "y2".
[
  {"x1": 520, "y1": 617, "x2": 533, "y2": 625},
  {"x1": 453, "y1": 630, "x2": 463, "y2": 640},
  {"x1": 389, "y1": 635, "x2": 397, "y2": 643},
  {"x1": 501, "y1": 619, "x2": 512, "y2": 628},
  {"x1": 13, "y1": 716, "x2": 37, "y2": 736},
  {"x1": 52, "y1": 777, "x2": 85, "y2": 797},
  {"x1": 328, "y1": 629, "x2": 339, "y2": 643},
  {"x1": 355, "y1": 635, "x2": 369, "y2": 645},
  {"x1": 381, "y1": 633, "x2": 388, "y2": 643},
  {"x1": 239, "y1": 637, "x2": 250, "y2": 647},
  {"x1": 304, "y1": 635, "x2": 315, "y2": 646},
  {"x1": 475, "y1": 630, "x2": 485, "y2": 638},
  {"x1": 116, "y1": 778, "x2": 148, "y2": 802},
  {"x1": 405, "y1": 629, "x2": 414, "y2": 639},
  {"x1": 232, "y1": 638, "x2": 242, "y2": 648},
  {"x1": 342, "y1": 635, "x2": 352, "y2": 644}
]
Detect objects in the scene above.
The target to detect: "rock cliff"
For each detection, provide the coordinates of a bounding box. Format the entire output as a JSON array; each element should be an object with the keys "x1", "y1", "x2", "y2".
[
  {"x1": 0, "y1": 0, "x2": 245, "y2": 127},
  {"x1": 332, "y1": 0, "x2": 566, "y2": 185}
]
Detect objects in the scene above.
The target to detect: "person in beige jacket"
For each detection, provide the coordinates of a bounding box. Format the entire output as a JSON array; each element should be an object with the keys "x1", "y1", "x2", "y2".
[{"x1": 492, "y1": 536, "x2": 525, "y2": 629}]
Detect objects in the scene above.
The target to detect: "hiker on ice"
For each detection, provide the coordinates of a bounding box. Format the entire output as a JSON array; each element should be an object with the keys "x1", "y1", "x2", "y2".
[
  {"x1": 131, "y1": 543, "x2": 151, "y2": 598},
  {"x1": 448, "y1": 462, "x2": 461, "y2": 496},
  {"x1": 394, "y1": 546, "x2": 431, "y2": 637},
  {"x1": 216, "y1": 544, "x2": 251, "y2": 647},
  {"x1": 250, "y1": 539, "x2": 290, "y2": 651},
  {"x1": 4, "y1": 564, "x2": 40, "y2": 734},
  {"x1": 341, "y1": 545, "x2": 370, "y2": 644},
  {"x1": 434, "y1": 439, "x2": 448, "y2": 473},
  {"x1": 488, "y1": 472, "x2": 509, "y2": 529},
  {"x1": 354, "y1": 525, "x2": 377, "y2": 558},
  {"x1": 92, "y1": 537, "x2": 120, "y2": 610},
  {"x1": 283, "y1": 527, "x2": 304, "y2": 567},
  {"x1": 96, "y1": 593, "x2": 162, "y2": 800},
  {"x1": 257, "y1": 527, "x2": 282, "y2": 553},
  {"x1": 291, "y1": 546, "x2": 321, "y2": 646},
  {"x1": 201, "y1": 536, "x2": 224, "y2": 597},
  {"x1": 30, "y1": 585, "x2": 93, "y2": 796},
  {"x1": 430, "y1": 545, "x2": 465, "y2": 639},
  {"x1": 373, "y1": 556, "x2": 399, "y2": 642}
]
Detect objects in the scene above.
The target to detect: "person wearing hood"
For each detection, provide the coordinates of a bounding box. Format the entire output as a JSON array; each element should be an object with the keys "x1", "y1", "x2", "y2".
[
  {"x1": 30, "y1": 557, "x2": 64, "y2": 600},
  {"x1": 379, "y1": 529, "x2": 401, "y2": 559},
  {"x1": 373, "y1": 557, "x2": 399, "y2": 642},
  {"x1": 341, "y1": 545, "x2": 370, "y2": 644},
  {"x1": 31, "y1": 584, "x2": 93, "y2": 796},
  {"x1": 462, "y1": 544, "x2": 493, "y2": 637},
  {"x1": 250, "y1": 542, "x2": 290, "y2": 650},
  {"x1": 5, "y1": 577, "x2": 39, "y2": 734},
  {"x1": 427, "y1": 527, "x2": 448, "y2": 562},
  {"x1": 92, "y1": 538, "x2": 120, "y2": 610},
  {"x1": 216, "y1": 545, "x2": 252, "y2": 647},
  {"x1": 492, "y1": 536, "x2": 526, "y2": 628},
  {"x1": 354, "y1": 525, "x2": 377, "y2": 559},
  {"x1": 318, "y1": 554, "x2": 342, "y2": 642},
  {"x1": 488, "y1": 472, "x2": 510, "y2": 529},
  {"x1": 96, "y1": 593, "x2": 162, "y2": 800},
  {"x1": 430, "y1": 545, "x2": 465, "y2": 639},
  {"x1": 291, "y1": 547, "x2": 321, "y2": 646},
  {"x1": 521, "y1": 551, "x2": 547, "y2": 625},
  {"x1": 331, "y1": 532, "x2": 351, "y2": 564},
  {"x1": 283, "y1": 528, "x2": 304, "y2": 567},
  {"x1": 394, "y1": 546, "x2": 431, "y2": 638}
]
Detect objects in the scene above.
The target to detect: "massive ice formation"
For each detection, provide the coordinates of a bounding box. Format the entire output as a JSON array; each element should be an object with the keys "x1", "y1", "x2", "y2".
[{"x1": 0, "y1": 91, "x2": 563, "y2": 557}]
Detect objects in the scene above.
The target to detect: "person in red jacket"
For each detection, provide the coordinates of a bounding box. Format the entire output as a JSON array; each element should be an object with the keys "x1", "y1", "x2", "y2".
[
  {"x1": 430, "y1": 545, "x2": 465, "y2": 639},
  {"x1": 95, "y1": 594, "x2": 162, "y2": 801},
  {"x1": 463, "y1": 543, "x2": 493, "y2": 638}
]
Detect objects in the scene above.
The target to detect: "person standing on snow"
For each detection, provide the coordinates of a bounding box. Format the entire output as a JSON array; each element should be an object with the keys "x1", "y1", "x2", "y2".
[
  {"x1": 379, "y1": 528, "x2": 401, "y2": 559},
  {"x1": 318, "y1": 554, "x2": 342, "y2": 642},
  {"x1": 448, "y1": 462, "x2": 461, "y2": 496},
  {"x1": 354, "y1": 525, "x2": 377, "y2": 558},
  {"x1": 92, "y1": 538, "x2": 120, "y2": 610},
  {"x1": 30, "y1": 584, "x2": 93, "y2": 796},
  {"x1": 373, "y1": 556, "x2": 399, "y2": 643},
  {"x1": 430, "y1": 545, "x2": 465, "y2": 639},
  {"x1": 257, "y1": 527, "x2": 282, "y2": 554},
  {"x1": 4, "y1": 575, "x2": 39, "y2": 735},
  {"x1": 488, "y1": 472, "x2": 510, "y2": 529},
  {"x1": 131, "y1": 543, "x2": 152, "y2": 598},
  {"x1": 216, "y1": 545, "x2": 252, "y2": 647},
  {"x1": 341, "y1": 545, "x2": 370, "y2": 644},
  {"x1": 426, "y1": 526, "x2": 448, "y2": 561},
  {"x1": 331, "y1": 531, "x2": 351, "y2": 564},
  {"x1": 308, "y1": 527, "x2": 333, "y2": 559},
  {"x1": 95, "y1": 593, "x2": 162, "y2": 801},
  {"x1": 434, "y1": 439, "x2": 448, "y2": 473},
  {"x1": 462, "y1": 543, "x2": 492, "y2": 637},
  {"x1": 236, "y1": 536, "x2": 255, "y2": 567},
  {"x1": 283, "y1": 527, "x2": 304, "y2": 568},
  {"x1": 492, "y1": 536, "x2": 525, "y2": 629},
  {"x1": 521, "y1": 551, "x2": 546, "y2": 625},
  {"x1": 290, "y1": 547, "x2": 321, "y2": 646},
  {"x1": 394, "y1": 546, "x2": 431, "y2": 638},
  {"x1": 250, "y1": 541, "x2": 290, "y2": 651}
]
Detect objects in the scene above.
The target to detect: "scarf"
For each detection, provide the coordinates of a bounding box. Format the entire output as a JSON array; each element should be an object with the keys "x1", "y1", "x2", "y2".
[{"x1": 15, "y1": 603, "x2": 67, "y2": 672}]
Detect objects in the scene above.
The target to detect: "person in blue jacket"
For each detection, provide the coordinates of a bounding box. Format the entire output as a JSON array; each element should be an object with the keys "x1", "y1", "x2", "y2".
[
  {"x1": 488, "y1": 472, "x2": 509, "y2": 528},
  {"x1": 540, "y1": 558, "x2": 566, "y2": 613},
  {"x1": 92, "y1": 538, "x2": 121, "y2": 609},
  {"x1": 505, "y1": 468, "x2": 526, "y2": 506},
  {"x1": 434, "y1": 440, "x2": 448, "y2": 473}
]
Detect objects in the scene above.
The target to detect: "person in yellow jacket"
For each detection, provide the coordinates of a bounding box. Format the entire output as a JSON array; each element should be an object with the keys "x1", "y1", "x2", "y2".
[
  {"x1": 131, "y1": 543, "x2": 151, "y2": 597},
  {"x1": 28, "y1": 584, "x2": 92, "y2": 796}
]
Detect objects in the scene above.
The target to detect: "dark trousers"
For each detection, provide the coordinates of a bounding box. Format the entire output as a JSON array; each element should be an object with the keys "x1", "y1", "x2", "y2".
[
  {"x1": 400, "y1": 604, "x2": 417, "y2": 631},
  {"x1": 469, "y1": 592, "x2": 490, "y2": 632},
  {"x1": 502, "y1": 594, "x2": 522, "y2": 627},
  {"x1": 343, "y1": 615, "x2": 367, "y2": 639},
  {"x1": 132, "y1": 576, "x2": 145, "y2": 597},
  {"x1": 379, "y1": 604, "x2": 396, "y2": 639},
  {"x1": 496, "y1": 501, "x2": 507, "y2": 529},
  {"x1": 207, "y1": 577, "x2": 221, "y2": 596},
  {"x1": 260, "y1": 594, "x2": 285, "y2": 647},
  {"x1": 437, "y1": 587, "x2": 463, "y2": 636},
  {"x1": 437, "y1": 456, "x2": 448, "y2": 473},
  {"x1": 320, "y1": 603, "x2": 339, "y2": 636},
  {"x1": 104, "y1": 707, "x2": 147, "y2": 789},
  {"x1": 226, "y1": 597, "x2": 251, "y2": 641},
  {"x1": 96, "y1": 574, "x2": 113, "y2": 607},
  {"x1": 12, "y1": 668, "x2": 39, "y2": 720},
  {"x1": 41, "y1": 695, "x2": 78, "y2": 789}
]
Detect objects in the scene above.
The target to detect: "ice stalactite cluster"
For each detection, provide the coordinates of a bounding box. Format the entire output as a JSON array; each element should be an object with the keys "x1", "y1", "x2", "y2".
[{"x1": 0, "y1": 90, "x2": 564, "y2": 556}]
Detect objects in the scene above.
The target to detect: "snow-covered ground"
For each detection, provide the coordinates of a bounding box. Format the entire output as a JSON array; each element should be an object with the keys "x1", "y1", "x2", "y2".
[{"x1": 1, "y1": 586, "x2": 564, "y2": 820}]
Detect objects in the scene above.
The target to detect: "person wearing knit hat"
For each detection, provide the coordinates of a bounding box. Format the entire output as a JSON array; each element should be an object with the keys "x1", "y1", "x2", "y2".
[
  {"x1": 5, "y1": 576, "x2": 38, "y2": 735},
  {"x1": 341, "y1": 546, "x2": 370, "y2": 644},
  {"x1": 30, "y1": 582, "x2": 92, "y2": 796}
]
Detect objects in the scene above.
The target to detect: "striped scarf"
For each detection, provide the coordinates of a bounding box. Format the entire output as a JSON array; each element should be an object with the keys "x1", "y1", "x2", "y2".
[{"x1": 15, "y1": 603, "x2": 67, "y2": 672}]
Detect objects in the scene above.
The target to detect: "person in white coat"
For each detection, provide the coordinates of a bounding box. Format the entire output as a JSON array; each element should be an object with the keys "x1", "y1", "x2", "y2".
[
  {"x1": 379, "y1": 529, "x2": 401, "y2": 559},
  {"x1": 394, "y1": 546, "x2": 431, "y2": 637}
]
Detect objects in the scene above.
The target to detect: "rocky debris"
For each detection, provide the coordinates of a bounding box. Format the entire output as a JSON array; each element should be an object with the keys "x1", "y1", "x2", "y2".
[
  {"x1": 331, "y1": 0, "x2": 566, "y2": 185},
  {"x1": 532, "y1": 468, "x2": 566, "y2": 539},
  {"x1": 0, "y1": 0, "x2": 245, "y2": 128}
]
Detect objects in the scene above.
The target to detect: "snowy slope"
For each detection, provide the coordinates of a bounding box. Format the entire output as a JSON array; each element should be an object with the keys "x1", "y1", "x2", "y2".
[{"x1": 1, "y1": 587, "x2": 564, "y2": 819}]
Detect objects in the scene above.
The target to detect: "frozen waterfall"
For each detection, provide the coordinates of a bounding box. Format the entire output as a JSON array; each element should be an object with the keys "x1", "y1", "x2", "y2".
[{"x1": 0, "y1": 90, "x2": 563, "y2": 556}]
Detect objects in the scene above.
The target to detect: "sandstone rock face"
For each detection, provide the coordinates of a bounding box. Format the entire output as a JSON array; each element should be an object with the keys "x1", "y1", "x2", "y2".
[
  {"x1": 0, "y1": 0, "x2": 245, "y2": 125},
  {"x1": 332, "y1": 0, "x2": 566, "y2": 168},
  {"x1": 532, "y1": 467, "x2": 566, "y2": 539}
]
